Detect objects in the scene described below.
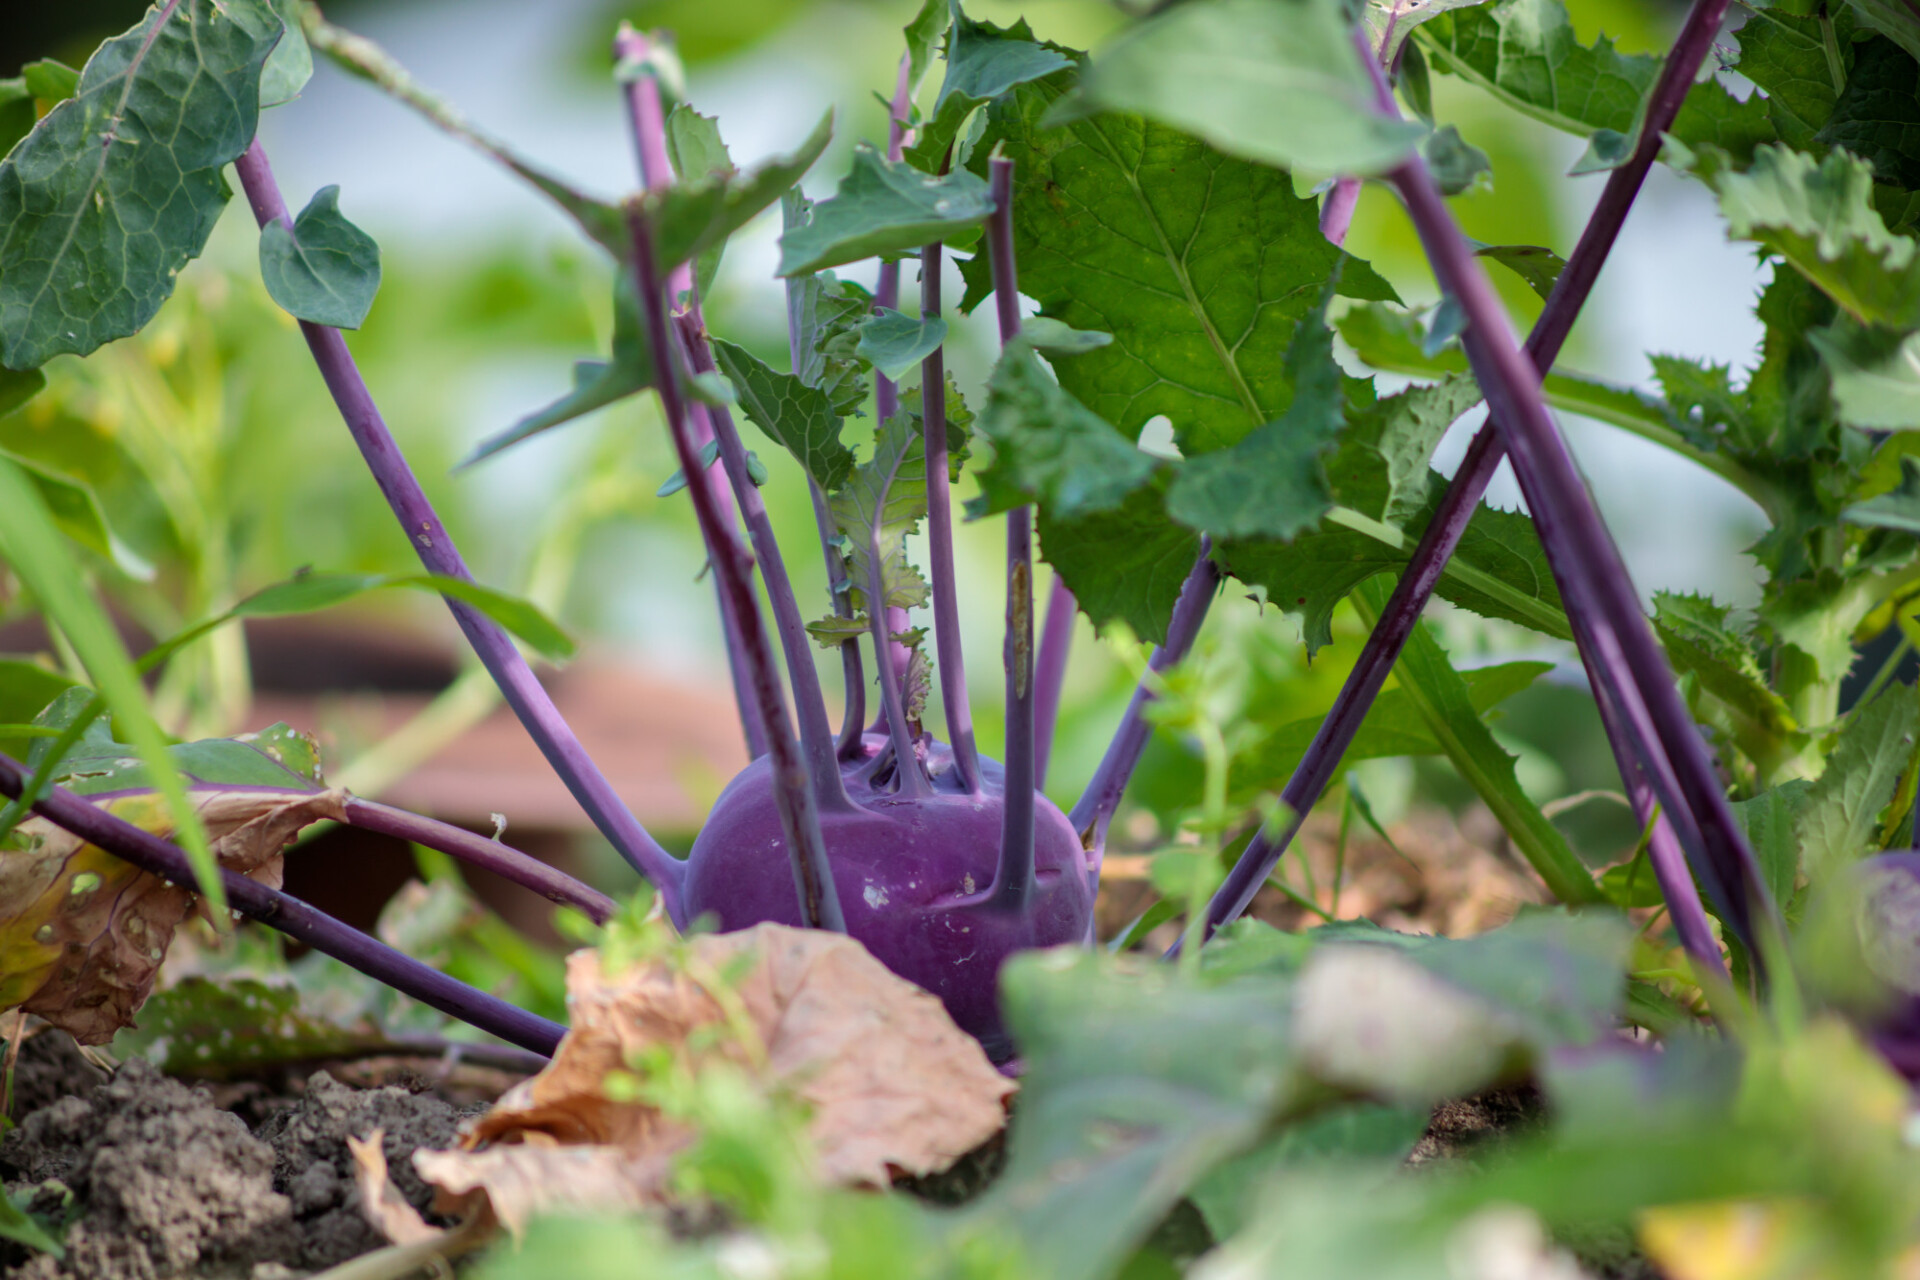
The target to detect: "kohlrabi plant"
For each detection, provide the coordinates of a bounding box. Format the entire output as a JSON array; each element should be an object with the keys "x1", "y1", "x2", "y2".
[{"x1": 3, "y1": 0, "x2": 1920, "y2": 1122}]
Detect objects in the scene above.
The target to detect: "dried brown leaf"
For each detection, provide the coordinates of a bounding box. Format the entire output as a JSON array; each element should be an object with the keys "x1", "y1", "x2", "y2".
[
  {"x1": 421, "y1": 924, "x2": 1014, "y2": 1229},
  {"x1": 348, "y1": 1127, "x2": 442, "y2": 1247},
  {"x1": 0, "y1": 788, "x2": 347, "y2": 1042}
]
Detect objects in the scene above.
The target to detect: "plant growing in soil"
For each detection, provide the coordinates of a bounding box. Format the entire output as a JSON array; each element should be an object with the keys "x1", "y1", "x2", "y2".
[{"x1": 6, "y1": 0, "x2": 1920, "y2": 1270}]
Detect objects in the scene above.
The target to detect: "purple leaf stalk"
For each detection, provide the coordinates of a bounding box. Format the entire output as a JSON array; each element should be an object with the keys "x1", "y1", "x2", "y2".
[
  {"x1": 987, "y1": 156, "x2": 1038, "y2": 911},
  {"x1": 626, "y1": 204, "x2": 847, "y2": 933},
  {"x1": 872, "y1": 53, "x2": 918, "y2": 696},
  {"x1": 0, "y1": 754, "x2": 565, "y2": 1055},
  {"x1": 1200, "y1": 0, "x2": 1753, "y2": 974},
  {"x1": 231, "y1": 143, "x2": 689, "y2": 923},
  {"x1": 1033, "y1": 578, "x2": 1077, "y2": 789}
]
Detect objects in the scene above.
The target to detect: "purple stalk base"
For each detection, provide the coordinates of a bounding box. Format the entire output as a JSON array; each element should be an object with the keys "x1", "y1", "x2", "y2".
[
  {"x1": 920, "y1": 241, "x2": 983, "y2": 794},
  {"x1": 340, "y1": 796, "x2": 617, "y2": 923},
  {"x1": 678, "y1": 319, "x2": 855, "y2": 813},
  {"x1": 987, "y1": 156, "x2": 1038, "y2": 911},
  {"x1": 1363, "y1": 37, "x2": 1773, "y2": 957},
  {"x1": 615, "y1": 28, "x2": 769, "y2": 762},
  {"x1": 1069, "y1": 545, "x2": 1220, "y2": 869},
  {"x1": 231, "y1": 142, "x2": 688, "y2": 925},
  {"x1": 0, "y1": 755, "x2": 565, "y2": 1055},
  {"x1": 1197, "y1": 0, "x2": 1752, "y2": 963},
  {"x1": 627, "y1": 207, "x2": 846, "y2": 934},
  {"x1": 1033, "y1": 578, "x2": 1077, "y2": 790}
]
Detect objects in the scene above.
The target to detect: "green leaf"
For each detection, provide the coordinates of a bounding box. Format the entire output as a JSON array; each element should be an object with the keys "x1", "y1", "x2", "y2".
[
  {"x1": 664, "y1": 105, "x2": 732, "y2": 300},
  {"x1": 112, "y1": 976, "x2": 388, "y2": 1076},
  {"x1": 19, "y1": 60, "x2": 80, "y2": 105},
  {"x1": 854, "y1": 308, "x2": 948, "y2": 382},
  {"x1": 1815, "y1": 321, "x2": 1920, "y2": 429},
  {"x1": 1165, "y1": 280, "x2": 1346, "y2": 540},
  {"x1": 1652, "y1": 592, "x2": 1799, "y2": 747},
  {"x1": 1353, "y1": 577, "x2": 1601, "y2": 904},
  {"x1": 1732, "y1": 779, "x2": 1815, "y2": 917},
  {"x1": 1695, "y1": 143, "x2": 1920, "y2": 329},
  {"x1": 0, "y1": 1186, "x2": 61, "y2": 1258},
  {"x1": 0, "y1": 659, "x2": 77, "y2": 761},
  {"x1": 903, "y1": 0, "x2": 949, "y2": 100},
  {"x1": 1365, "y1": 0, "x2": 1498, "y2": 68},
  {"x1": 1040, "y1": 477, "x2": 1203, "y2": 644},
  {"x1": 1846, "y1": 451, "x2": 1920, "y2": 530},
  {"x1": 908, "y1": 8, "x2": 1074, "y2": 170},
  {"x1": 257, "y1": 185, "x2": 381, "y2": 329},
  {"x1": 1074, "y1": 0, "x2": 1427, "y2": 176},
  {"x1": 777, "y1": 148, "x2": 994, "y2": 277},
  {"x1": 646, "y1": 110, "x2": 834, "y2": 279},
  {"x1": 1797, "y1": 685, "x2": 1919, "y2": 874},
  {"x1": 964, "y1": 950, "x2": 1298, "y2": 1280},
  {"x1": 237, "y1": 570, "x2": 573, "y2": 661},
  {"x1": 1018, "y1": 317, "x2": 1113, "y2": 354},
  {"x1": 964, "y1": 70, "x2": 1398, "y2": 461},
  {"x1": 1236, "y1": 660, "x2": 1553, "y2": 799},
  {"x1": 1736, "y1": 9, "x2": 1852, "y2": 147},
  {"x1": 28, "y1": 695, "x2": 325, "y2": 795},
  {"x1": 0, "y1": 0, "x2": 280, "y2": 369},
  {"x1": 0, "y1": 455, "x2": 219, "y2": 909},
  {"x1": 1424, "y1": 124, "x2": 1493, "y2": 196},
  {"x1": 782, "y1": 201, "x2": 876, "y2": 417},
  {"x1": 259, "y1": 0, "x2": 313, "y2": 108},
  {"x1": 1190, "y1": 1103, "x2": 1430, "y2": 1242},
  {"x1": 465, "y1": 279, "x2": 656, "y2": 464},
  {"x1": 1418, "y1": 0, "x2": 1775, "y2": 163},
  {"x1": 1473, "y1": 241, "x2": 1567, "y2": 300},
  {"x1": 11, "y1": 454, "x2": 153, "y2": 579},
  {"x1": 970, "y1": 342, "x2": 1158, "y2": 520},
  {"x1": 711, "y1": 339, "x2": 855, "y2": 492},
  {"x1": 829, "y1": 413, "x2": 933, "y2": 630},
  {"x1": 1840, "y1": 0, "x2": 1920, "y2": 65}
]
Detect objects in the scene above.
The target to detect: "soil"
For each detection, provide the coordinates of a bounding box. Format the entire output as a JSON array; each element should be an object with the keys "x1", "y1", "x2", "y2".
[{"x1": 0, "y1": 1031, "x2": 481, "y2": 1280}]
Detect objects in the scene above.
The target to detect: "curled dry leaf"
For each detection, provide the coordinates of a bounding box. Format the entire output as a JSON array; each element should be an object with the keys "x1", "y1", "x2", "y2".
[
  {"x1": 0, "y1": 787, "x2": 347, "y2": 1043},
  {"x1": 348, "y1": 1128, "x2": 442, "y2": 1247},
  {"x1": 417, "y1": 923, "x2": 1015, "y2": 1232}
]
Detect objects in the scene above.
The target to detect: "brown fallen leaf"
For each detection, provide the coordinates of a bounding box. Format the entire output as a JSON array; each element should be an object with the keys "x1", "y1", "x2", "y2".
[
  {"x1": 418, "y1": 924, "x2": 1015, "y2": 1231},
  {"x1": 0, "y1": 788, "x2": 347, "y2": 1043},
  {"x1": 348, "y1": 1127, "x2": 442, "y2": 1247}
]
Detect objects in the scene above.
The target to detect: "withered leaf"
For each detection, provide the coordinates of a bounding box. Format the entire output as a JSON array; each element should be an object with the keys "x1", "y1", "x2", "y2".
[{"x1": 0, "y1": 787, "x2": 346, "y2": 1042}]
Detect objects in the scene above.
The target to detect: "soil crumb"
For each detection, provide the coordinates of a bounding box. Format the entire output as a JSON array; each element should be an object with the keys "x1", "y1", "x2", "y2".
[
  {"x1": 0, "y1": 1059, "x2": 295, "y2": 1280},
  {"x1": 255, "y1": 1071, "x2": 464, "y2": 1270}
]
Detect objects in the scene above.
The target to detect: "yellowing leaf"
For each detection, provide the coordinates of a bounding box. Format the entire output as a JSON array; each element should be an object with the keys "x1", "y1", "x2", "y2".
[
  {"x1": 0, "y1": 787, "x2": 346, "y2": 1043},
  {"x1": 1638, "y1": 1199, "x2": 1827, "y2": 1280}
]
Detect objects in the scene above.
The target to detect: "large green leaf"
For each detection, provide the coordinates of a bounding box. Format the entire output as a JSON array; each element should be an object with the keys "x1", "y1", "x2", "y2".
[
  {"x1": 1734, "y1": 8, "x2": 1853, "y2": 148},
  {"x1": 257, "y1": 185, "x2": 381, "y2": 329},
  {"x1": 1164, "y1": 280, "x2": 1345, "y2": 541},
  {"x1": 1353, "y1": 577, "x2": 1599, "y2": 904},
  {"x1": 854, "y1": 308, "x2": 948, "y2": 382},
  {"x1": 1420, "y1": 0, "x2": 1774, "y2": 165},
  {"x1": 0, "y1": 0, "x2": 280, "y2": 369},
  {"x1": 969, "y1": 342, "x2": 1158, "y2": 520},
  {"x1": 1816, "y1": 322, "x2": 1920, "y2": 429},
  {"x1": 259, "y1": 0, "x2": 314, "y2": 109},
  {"x1": 1038, "y1": 477, "x2": 1203, "y2": 645},
  {"x1": 776, "y1": 148, "x2": 994, "y2": 277},
  {"x1": 908, "y1": 8, "x2": 1074, "y2": 169},
  {"x1": 1819, "y1": 38, "x2": 1920, "y2": 199},
  {"x1": 1074, "y1": 0, "x2": 1426, "y2": 176},
  {"x1": 1693, "y1": 143, "x2": 1920, "y2": 330},
  {"x1": 711, "y1": 338, "x2": 856, "y2": 492},
  {"x1": 962, "y1": 70, "x2": 1398, "y2": 459},
  {"x1": 26, "y1": 693, "x2": 323, "y2": 795},
  {"x1": 1840, "y1": 0, "x2": 1920, "y2": 65}
]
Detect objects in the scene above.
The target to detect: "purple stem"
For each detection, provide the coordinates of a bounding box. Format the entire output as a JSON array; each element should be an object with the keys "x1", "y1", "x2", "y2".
[
  {"x1": 1033, "y1": 578, "x2": 1077, "y2": 789},
  {"x1": 870, "y1": 53, "x2": 916, "y2": 698},
  {"x1": 679, "y1": 319, "x2": 855, "y2": 812},
  {"x1": 1069, "y1": 545, "x2": 1220, "y2": 869},
  {"x1": 628, "y1": 206, "x2": 846, "y2": 932},
  {"x1": 1319, "y1": 177, "x2": 1362, "y2": 246},
  {"x1": 0, "y1": 755, "x2": 564, "y2": 1055},
  {"x1": 340, "y1": 796, "x2": 617, "y2": 923},
  {"x1": 779, "y1": 205, "x2": 869, "y2": 762},
  {"x1": 230, "y1": 143, "x2": 688, "y2": 925},
  {"x1": 615, "y1": 28, "x2": 768, "y2": 762},
  {"x1": 1200, "y1": 0, "x2": 1749, "y2": 946},
  {"x1": 987, "y1": 156, "x2": 1037, "y2": 910},
  {"x1": 920, "y1": 241, "x2": 983, "y2": 793},
  {"x1": 1362, "y1": 38, "x2": 1772, "y2": 954}
]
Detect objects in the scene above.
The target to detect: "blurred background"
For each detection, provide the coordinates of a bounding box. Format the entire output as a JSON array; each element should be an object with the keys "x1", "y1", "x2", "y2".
[{"x1": 1, "y1": 0, "x2": 1778, "y2": 937}]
